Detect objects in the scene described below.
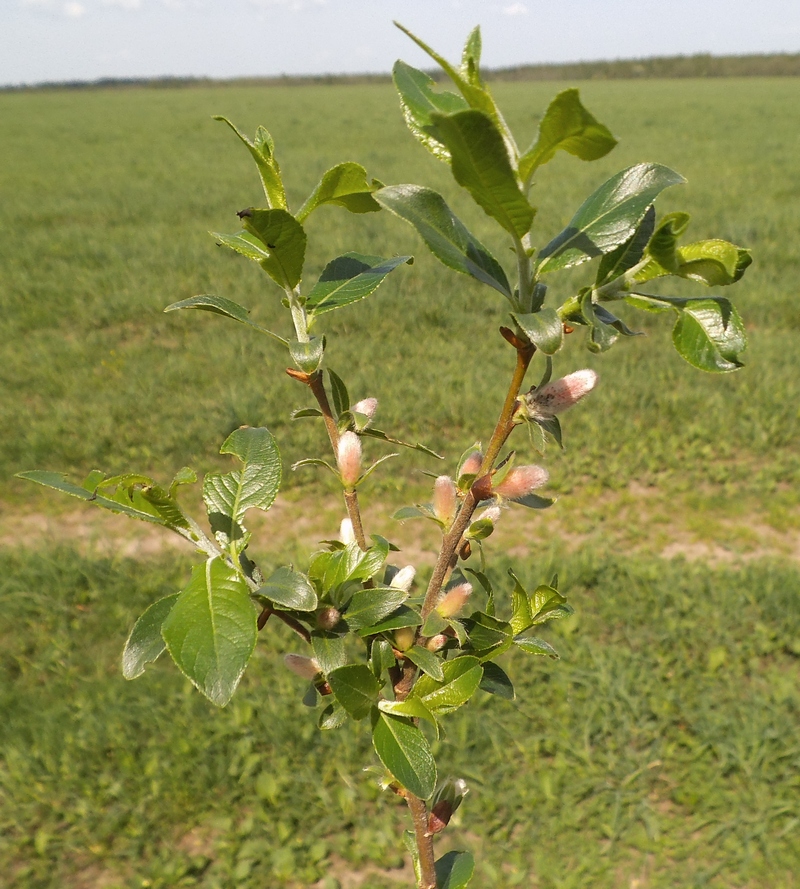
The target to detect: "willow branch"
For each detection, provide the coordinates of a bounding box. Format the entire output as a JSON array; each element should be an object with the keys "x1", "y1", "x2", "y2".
[{"x1": 420, "y1": 341, "x2": 535, "y2": 620}]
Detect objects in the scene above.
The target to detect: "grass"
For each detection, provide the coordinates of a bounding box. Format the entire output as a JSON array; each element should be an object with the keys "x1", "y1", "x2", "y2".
[
  {"x1": 1, "y1": 77, "x2": 799, "y2": 887},
  {"x1": 1, "y1": 546, "x2": 798, "y2": 888},
  {"x1": 1, "y1": 78, "x2": 799, "y2": 532}
]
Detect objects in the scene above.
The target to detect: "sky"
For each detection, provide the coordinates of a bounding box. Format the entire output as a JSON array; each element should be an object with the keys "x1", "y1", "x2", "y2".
[{"x1": 2, "y1": 0, "x2": 799, "y2": 87}]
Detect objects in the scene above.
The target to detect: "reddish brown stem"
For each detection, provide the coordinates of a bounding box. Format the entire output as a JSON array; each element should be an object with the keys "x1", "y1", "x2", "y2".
[{"x1": 407, "y1": 794, "x2": 437, "y2": 889}]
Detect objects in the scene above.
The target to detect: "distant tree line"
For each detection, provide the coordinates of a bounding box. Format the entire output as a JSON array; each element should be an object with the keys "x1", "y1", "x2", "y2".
[{"x1": 3, "y1": 52, "x2": 799, "y2": 92}]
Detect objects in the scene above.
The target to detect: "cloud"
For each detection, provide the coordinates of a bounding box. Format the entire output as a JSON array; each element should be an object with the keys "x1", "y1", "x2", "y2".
[
  {"x1": 247, "y1": 0, "x2": 327, "y2": 9},
  {"x1": 102, "y1": 0, "x2": 143, "y2": 8},
  {"x1": 503, "y1": 2, "x2": 528, "y2": 14},
  {"x1": 64, "y1": 1, "x2": 86, "y2": 14}
]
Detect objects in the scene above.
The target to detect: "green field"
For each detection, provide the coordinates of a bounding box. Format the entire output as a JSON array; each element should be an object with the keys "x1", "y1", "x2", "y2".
[{"x1": 1, "y1": 77, "x2": 799, "y2": 888}]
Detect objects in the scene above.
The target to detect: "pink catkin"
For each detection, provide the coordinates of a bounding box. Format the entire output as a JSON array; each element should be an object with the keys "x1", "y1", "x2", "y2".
[
  {"x1": 351, "y1": 397, "x2": 378, "y2": 420},
  {"x1": 433, "y1": 475, "x2": 458, "y2": 525},
  {"x1": 284, "y1": 654, "x2": 321, "y2": 681},
  {"x1": 530, "y1": 369, "x2": 598, "y2": 416},
  {"x1": 494, "y1": 465, "x2": 549, "y2": 501},
  {"x1": 337, "y1": 431, "x2": 362, "y2": 487},
  {"x1": 436, "y1": 582, "x2": 472, "y2": 618},
  {"x1": 460, "y1": 451, "x2": 483, "y2": 478}
]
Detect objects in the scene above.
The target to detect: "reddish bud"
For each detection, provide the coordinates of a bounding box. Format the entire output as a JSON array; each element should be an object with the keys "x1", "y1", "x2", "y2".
[
  {"x1": 436, "y1": 583, "x2": 472, "y2": 618},
  {"x1": 316, "y1": 606, "x2": 341, "y2": 631},
  {"x1": 428, "y1": 799, "x2": 454, "y2": 835},
  {"x1": 426, "y1": 633, "x2": 448, "y2": 652},
  {"x1": 494, "y1": 465, "x2": 549, "y2": 501},
  {"x1": 284, "y1": 654, "x2": 322, "y2": 681},
  {"x1": 528, "y1": 368, "x2": 597, "y2": 417},
  {"x1": 433, "y1": 475, "x2": 458, "y2": 526},
  {"x1": 337, "y1": 431, "x2": 362, "y2": 487}
]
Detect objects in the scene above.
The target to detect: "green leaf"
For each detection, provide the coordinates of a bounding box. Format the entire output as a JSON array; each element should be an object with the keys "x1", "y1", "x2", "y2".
[
  {"x1": 411, "y1": 656, "x2": 483, "y2": 714},
  {"x1": 297, "y1": 162, "x2": 382, "y2": 221},
  {"x1": 238, "y1": 208, "x2": 307, "y2": 290},
  {"x1": 327, "y1": 368, "x2": 349, "y2": 416},
  {"x1": 435, "y1": 850, "x2": 475, "y2": 889},
  {"x1": 432, "y1": 110, "x2": 533, "y2": 238},
  {"x1": 311, "y1": 631, "x2": 347, "y2": 674},
  {"x1": 371, "y1": 709, "x2": 437, "y2": 799},
  {"x1": 461, "y1": 26, "x2": 483, "y2": 83},
  {"x1": 305, "y1": 253, "x2": 411, "y2": 318},
  {"x1": 464, "y1": 613, "x2": 514, "y2": 661},
  {"x1": 327, "y1": 664, "x2": 381, "y2": 720},
  {"x1": 513, "y1": 308, "x2": 563, "y2": 355},
  {"x1": 596, "y1": 205, "x2": 656, "y2": 287},
  {"x1": 257, "y1": 567, "x2": 317, "y2": 611},
  {"x1": 530, "y1": 584, "x2": 570, "y2": 624},
  {"x1": 394, "y1": 22, "x2": 512, "y2": 156},
  {"x1": 318, "y1": 702, "x2": 347, "y2": 731},
  {"x1": 378, "y1": 697, "x2": 439, "y2": 733},
  {"x1": 122, "y1": 594, "x2": 179, "y2": 680},
  {"x1": 213, "y1": 116, "x2": 287, "y2": 209},
  {"x1": 16, "y1": 470, "x2": 191, "y2": 531},
  {"x1": 538, "y1": 163, "x2": 685, "y2": 274},
  {"x1": 392, "y1": 60, "x2": 469, "y2": 161},
  {"x1": 520, "y1": 89, "x2": 617, "y2": 182},
  {"x1": 344, "y1": 587, "x2": 409, "y2": 631},
  {"x1": 392, "y1": 505, "x2": 435, "y2": 521},
  {"x1": 161, "y1": 558, "x2": 257, "y2": 707},
  {"x1": 647, "y1": 211, "x2": 692, "y2": 272},
  {"x1": 479, "y1": 662, "x2": 515, "y2": 700},
  {"x1": 514, "y1": 491, "x2": 557, "y2": 510},
  {"x1": 357, "y1": 604, "x2": 421, "y2": 637},
  {"x1": 677, "y1": 240, "x2": 752, "y2": 286},
  {"x1": 360, "y1": 428, "x2": 443, "y2": 460},
  {"x1": 370, "y1": 638, "x2": 396, "y2": 677},
  {"x1": 375, "y1": 185, "x2": 511, "y2": 298},
  {"x1": 671, "y1": 297, "x2": 747, "y2": 372},
  {"x1": 404, "y1": 645, "x2": 445, "y2": 681},
  {"x1": 164, "y1": 295, "x2": 289, "y2": 345},
  {"x1": 514, "y1": 636, "x2": 560, "y2": 658},
  {"x1": 203, "y1": 427, "x2": 281, "y2": 536},
  {"x1": 509, "y1": 572, "x2": 533, "y2": 635},
  {"x1": 289, "y1": 337, "x2": 324, "y2": 373}
]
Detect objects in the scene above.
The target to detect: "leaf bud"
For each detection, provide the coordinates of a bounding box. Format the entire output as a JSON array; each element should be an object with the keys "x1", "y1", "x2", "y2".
[
  {"x1": 460, "y1": 451, "x2": 483, "y2": 478},
  {"x1": 351, "y1": 397, "x2": 378, "y2": 420},
  {"x1": 428, "y1": 777, "x2": 468, "y2": 834},
  {"x1": 339, "y1": 517, "x2": 355, "y2": 545},
  {"x1": 284, "y1": 654, "x2": 322, "y2": 682},
  {"x1": 393, "y1": 626, "x2": 416, "y2": 652},
  {"x1": 527, "y1": 369, "x2": 597, "y2": 417},
  {"x1": 316, "y1": 606, "x2": 341, "y2": 631},
  {"x1": 337, "y1": 431, "x2": 362, "y2": 488},
  {"x1": 389, "y1": 565, "x2": 416, "y2": 592},
  {"x1": 436, "y1": 582, "x2": 472, "y2": 619},
  {"x1": 493, "y1": 465, "x2": 549, "y2": 501},
  {"x1": 426, "y1": 633, "x2": 448, "y2": 652},
  {"x1": 433, "y1": 475, "x2": 458, "y2": 526}
]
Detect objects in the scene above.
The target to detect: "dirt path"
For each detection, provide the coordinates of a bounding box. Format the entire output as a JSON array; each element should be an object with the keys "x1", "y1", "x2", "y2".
[{"x1": 3, "y1": 484, "x2": 799, "y2": 566}]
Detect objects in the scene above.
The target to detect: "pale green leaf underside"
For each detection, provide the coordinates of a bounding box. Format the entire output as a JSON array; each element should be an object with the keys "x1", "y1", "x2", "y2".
[{"x1": 122, "y1": 594, "x2": 179, "y2": 679}]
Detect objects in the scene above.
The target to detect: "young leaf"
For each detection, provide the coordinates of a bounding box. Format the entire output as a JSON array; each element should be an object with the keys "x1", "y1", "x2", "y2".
[
  {"x1": 671, "y1": 297, "x2": 747, "y2": 372},
  {"x1": 392, "y1": 60, "x2": 469, "y2": 161},
  {"x1": 378, "y1": 697, "x2": 439, "y2": 734},
  {"x1": 213, "y1": 116, "x2": 287, "y2": 210},
  {"x1": 375, "y1": 185, "x2": 511, "y2": 298},
  {"x1": 513, "y1": 308, "x2": 564, "y2": 355},
  {"x1": 257, "y1": 567, "x2": 317, "y2": 612},
  {"x1": 357, "y1": 604, "x2": 421, "y2": 637},
  {"x1": 203, "y1": 427, "x2": 281, "y2": 534},
  {"x1": 463, "y1": 613, "x2": 514, "y2": 661},
  {"x1": 164, "y1": 295, "x2": 289, "y2": 345},
  {"x1": 595, "y1": 205, "x2": 656, "y2": 288},
  {"x1": 327, "y1": 664, "x2": 381, "y2": 720},
  {"x1": 296, "y1": 162, "x2": 381, "y2": 222},
  {"x1": 404, "y1": 645, "x2": 445, "y2": 681},
  {"x1": 479, "y1": 662, "x2": 515, "y2": 700},
  {"x1": 514, "y1": 636, "x2": 560, "y2": 659},
  {"x1": 431, "y1": 110, "x2": 534, "y2": 238},
  {"x1": 327, "y1": 368, "x2": 349, "y2": 416},
  {"x1": 371, "y1": 709, "x2": 437, "y2": 800},
  {"x1": 318, "y1": 701, "x2": 348, "y2": 731},
  {"x1": 122, "y1": 594, "x2": 179, "y2": 680},
  {"x1": 537, "y1": 163, "x2": 685, "y2": 274},
  {"x1": 311, "y1": 630, "x2": 348, "y2": 674},
  {"x1": 677, "y1": 240, "x2": 752, "y2": 286},
  {"x1": 435, "y1": 850, "x2": 476, "y2": 889},
  {"x1": 520, "y1": 89, "x2": 617, "y2": 182},
  {"x1": 238, "y1": 208, "x2": 307, "y2": 290},
  {"x1": 411, "y1": 656, "x2": 483, "y2": 715},
  {"x1": 344, "y1": 587, "x2": 409, "y2": 631},
  {"x1": 16, "y1": 471, "x2": 191, "y2": 532},
  {"x1": 305, "y1": 253, "x2": 412, "y2": 319},
  {"x1": 161, "y1": 558, "x2": 258, "y2": 707},
  {"x1": 289, "y1": 337, "x2": 325, "y2": 373},
  {"x1": 460, "y1": 26, "x2": 483, "y2": 84}
]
